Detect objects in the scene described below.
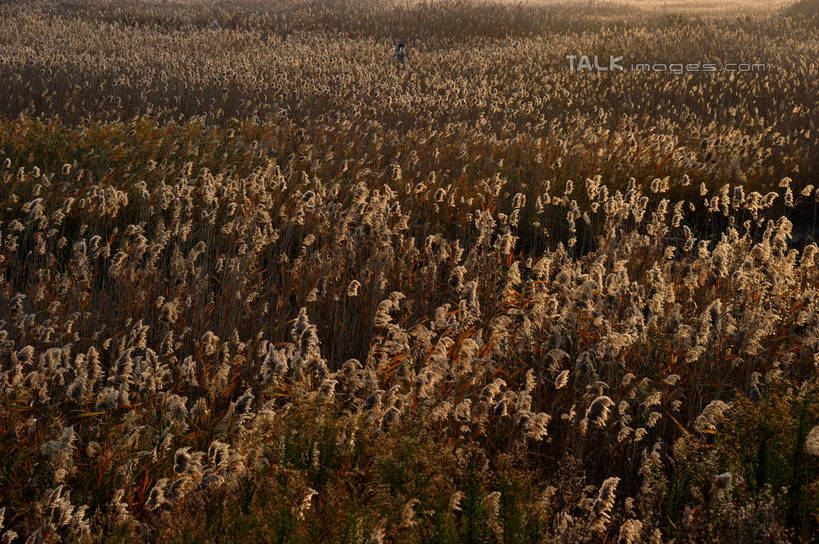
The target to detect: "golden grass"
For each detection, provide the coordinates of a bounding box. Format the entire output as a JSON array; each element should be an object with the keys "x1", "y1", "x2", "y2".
[{"x1": 0, "y1": 1, "x2": 817, "y2": 542}]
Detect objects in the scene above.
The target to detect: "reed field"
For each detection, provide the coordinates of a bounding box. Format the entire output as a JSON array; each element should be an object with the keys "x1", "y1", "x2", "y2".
[{"x1": 0, "y1": 0, "x2": 818, "y2": 542}]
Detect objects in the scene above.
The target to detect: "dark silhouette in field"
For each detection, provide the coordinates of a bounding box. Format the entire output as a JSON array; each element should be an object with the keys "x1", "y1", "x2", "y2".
[{"x1": 394, "y1": 37, "x2": 409, "y2": 63}]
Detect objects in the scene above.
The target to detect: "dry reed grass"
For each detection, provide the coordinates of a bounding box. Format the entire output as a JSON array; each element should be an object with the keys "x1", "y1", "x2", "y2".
[{"x1": 0, "y1": 0, "x2": 817, "y2": 542}]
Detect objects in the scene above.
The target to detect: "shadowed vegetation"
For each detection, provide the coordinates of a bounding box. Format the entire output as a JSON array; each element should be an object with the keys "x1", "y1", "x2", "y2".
[{"x1": 0, "y1": 0, "x2": 817, "y2": 542}]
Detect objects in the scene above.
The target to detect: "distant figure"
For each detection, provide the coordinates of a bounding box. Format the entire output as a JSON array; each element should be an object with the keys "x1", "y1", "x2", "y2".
[
  {"x1": 209, "y1": 17, "x2": 221, "y2": 31},
  {"x1": 394, "y1": 38, "x2": 409, "y2": 64}
]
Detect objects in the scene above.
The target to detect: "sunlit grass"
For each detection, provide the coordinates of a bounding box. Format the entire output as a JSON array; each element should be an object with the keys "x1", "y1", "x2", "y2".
[{"x1": 0, "y1": 1, "x2": 817, "y2": 542}]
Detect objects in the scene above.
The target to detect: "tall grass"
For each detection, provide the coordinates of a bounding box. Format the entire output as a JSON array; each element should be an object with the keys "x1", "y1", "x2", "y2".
[{"x1": 0, "y1": 1, "x2": 817, "y2": 542}]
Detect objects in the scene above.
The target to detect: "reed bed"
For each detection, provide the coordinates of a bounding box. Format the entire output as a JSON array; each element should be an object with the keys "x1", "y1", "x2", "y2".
[{"x1": 0, "y1": 0, "x2": 817, "y2": 542}]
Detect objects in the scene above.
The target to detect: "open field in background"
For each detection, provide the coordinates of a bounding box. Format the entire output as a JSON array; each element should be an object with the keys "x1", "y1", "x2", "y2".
[{"x1": 0, "y1": 0, "x2": 818, "y2": 542}]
